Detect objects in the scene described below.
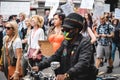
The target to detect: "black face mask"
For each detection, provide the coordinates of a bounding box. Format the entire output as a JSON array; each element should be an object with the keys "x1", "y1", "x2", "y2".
[{"x1": 62, "y1": 28, "x2": 77, "y2": 41}]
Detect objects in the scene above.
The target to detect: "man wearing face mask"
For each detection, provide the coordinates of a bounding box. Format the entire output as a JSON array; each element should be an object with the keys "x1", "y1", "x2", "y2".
[{"x1": 32, "y1": 13, "x2": 97, "y2": 80}]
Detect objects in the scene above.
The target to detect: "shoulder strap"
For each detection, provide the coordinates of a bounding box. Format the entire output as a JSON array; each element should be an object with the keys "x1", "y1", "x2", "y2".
[
  {"x1": 107, "y1": 23, "x2": 110, "y2": 34},
  {"x1": 29, "y1": 31, "x2": 32, "y2": 47},
  {"x1": 97, "y1": 24, "x2": 101, "y2": 34},
  {"x1": 3, "y1": 40, "x2": 10, "y2": 66}
]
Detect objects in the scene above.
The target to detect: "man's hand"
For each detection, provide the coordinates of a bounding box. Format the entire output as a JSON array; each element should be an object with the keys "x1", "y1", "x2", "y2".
[
  {"x1": 32, "y1": 66, "x2": 39, "y2": 72},
  {"x1": 101, "y1": 34, "x2": 107, "y2": 38},
  {"x1": 56, "y1": 74, "x2": 66, "y2": 80}
]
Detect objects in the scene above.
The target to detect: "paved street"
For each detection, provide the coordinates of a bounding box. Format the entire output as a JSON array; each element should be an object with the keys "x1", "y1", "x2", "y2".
[
  {"x1": 0, "y1": 50, "x2": 120, "y2": 80},
  {"x1": 97, "y1": 50, "x2": 120, "y2": 79}
]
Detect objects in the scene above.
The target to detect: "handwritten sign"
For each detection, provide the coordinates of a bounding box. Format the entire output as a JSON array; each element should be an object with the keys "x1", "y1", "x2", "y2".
[
  {"x1": 61, "y1": 2, "x2": 74, "y2": 16},
  {"x1": 104, "y1": 4, "x2": 110, "y2": 12},
  {"x1": 115, "y1": 8, "x2": 120, "y2": 19}
]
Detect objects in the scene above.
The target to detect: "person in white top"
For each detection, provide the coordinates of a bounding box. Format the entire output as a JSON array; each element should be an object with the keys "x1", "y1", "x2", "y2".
[{"x1": 27, "y1": 15, "x2": 45, "y2": 67}]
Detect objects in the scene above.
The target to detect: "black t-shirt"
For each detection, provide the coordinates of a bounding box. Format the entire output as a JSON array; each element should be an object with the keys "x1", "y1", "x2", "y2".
[{"x1": 112, "y1": 24, "x2": 120, "y2": 43}]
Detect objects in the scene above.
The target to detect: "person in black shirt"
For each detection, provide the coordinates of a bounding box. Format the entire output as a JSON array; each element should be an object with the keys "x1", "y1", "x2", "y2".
[{"x1": 32, "y1": 13, "x2": 97, "y2": 80}]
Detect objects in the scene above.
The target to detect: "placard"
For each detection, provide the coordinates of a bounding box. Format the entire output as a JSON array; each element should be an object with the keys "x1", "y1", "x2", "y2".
[
  {"x1": 93, "y1": 5, "x2": 104, "y2": 19},
  {"x1": 48, "y1": 4, "x2": 59, "y2": 19},
  {"x1": 45, "y1": 0, "x2": 59, "y2": 7},
  {"x1": 80, "y1": 0, "x2": 94, "y2": 9},
  {"x1": 104, "y1": 4, "x2": 110, "y2": 12},
  {"x1": 61, "y1": 2, "x2": 74, "y2": 16},
  {"x1": 39, "y1": 40, "x2": 54, "y2": 57},
  {"x1": 0, "y1": 2, "x2": 30, "y2": 15},
  {"x1": 115, "y1": 8, "x2": 120, "y2": 19}
]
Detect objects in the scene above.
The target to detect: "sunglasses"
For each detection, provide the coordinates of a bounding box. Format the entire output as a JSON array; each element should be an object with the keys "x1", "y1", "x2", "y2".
[{"x1": 5, "y1": 27, "x2": 13, "y2": 30}]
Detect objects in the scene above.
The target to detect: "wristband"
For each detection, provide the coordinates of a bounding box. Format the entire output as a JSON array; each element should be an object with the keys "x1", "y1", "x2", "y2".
[{"x1": 64, "y1": 73, "x2": 70, "y2": 79}]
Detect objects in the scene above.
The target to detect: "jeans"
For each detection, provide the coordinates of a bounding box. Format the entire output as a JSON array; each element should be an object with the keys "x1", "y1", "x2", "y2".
[{"x1": 111, "y1": 42, "x2": 120, "y2": 61}]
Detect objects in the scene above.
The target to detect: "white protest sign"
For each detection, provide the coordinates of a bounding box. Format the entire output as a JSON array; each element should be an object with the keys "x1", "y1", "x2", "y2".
[
  {"x1": 115, "y1": 8, "x2": 120, "y2": 19},
  {"x1": 93, "y1": 5, "x2": 104, "y2": 19},
  {"x1": 0, "y1": 1, "x2": 30, "y2": 15},
  {"x1": 48, "y1": 5, "x2": 58, "y2": 19},
  {"x1": 104, "y1": 4, "x2": 110, "y2": 12},
  {"x1": 80, "y1": 0, "x2": 94, "y2": 9},
  {"x1": 61, "y1": 2, "x2": 74, "y2": 16},
  {"x1": 45, "y1": 0, "x2": 59, "y2": 7}
]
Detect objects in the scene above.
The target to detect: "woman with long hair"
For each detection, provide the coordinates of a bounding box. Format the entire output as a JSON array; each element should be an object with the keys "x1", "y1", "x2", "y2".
[
  {"x1": 84, "y1": 13, "x2": 93, "y2": 29},
  {"x1": 27, "y1": 15, "x2": 45, "y2": 67},
  {"x1": 3, "y1": 21, "x2": 22, "y2": 80},
  {"x1": 48, "y1": 13, "x2": 65, "y2": 52},
  {"x1": 111, "y1": 19, "x2": 120, "y2": 64}
]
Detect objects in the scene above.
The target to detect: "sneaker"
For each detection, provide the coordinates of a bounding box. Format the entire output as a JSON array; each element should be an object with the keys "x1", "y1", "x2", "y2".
[{"x1": 106, "y1": 66, "x2": 113, "y2": 73}]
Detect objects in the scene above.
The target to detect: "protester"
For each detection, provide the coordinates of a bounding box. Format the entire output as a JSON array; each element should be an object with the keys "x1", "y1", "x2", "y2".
[
  {"x1": 21, "y1": 18, "x2": 33, "y2": 76},
  {"x1": 0, "y1": 24, "x2": 3, "y2": 71},
  {"x1": 48, "y1": 13, "x2": 65, "y2": 52},
  {"x1": 81, "y1": 18, "x2": 96, "y2": 44},
  {"x1": 43, "y1": 9, "x2": 50, "y2": 36},
  {"x1": 95, "y1": 16, "x2": 114, "y2": 73},
  {"x1": 32, "y1": 13, "x2": 97, "y2": 80},
  {"x1": 3, "y1": 21, "x2": 22, "y2": 80},
  {"x1": 111, "y1": 19, "x2": 120, "y2": 64},
  {"x1": 18, "y1": 12, "x2": 27, "y2": 40},
  {"x1": 27, "y1": 15, "x2": 45, "y2": 67}
]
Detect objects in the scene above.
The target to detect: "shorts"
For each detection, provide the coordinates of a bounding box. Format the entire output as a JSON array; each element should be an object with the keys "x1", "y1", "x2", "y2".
[{"x1": 96, "y1": 44, "x2": 111, "y2": 59}]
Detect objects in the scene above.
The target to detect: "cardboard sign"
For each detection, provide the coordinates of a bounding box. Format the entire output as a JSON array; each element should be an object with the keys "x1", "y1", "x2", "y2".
[{"x1": 39, "y1": 40, "x2": 54, "y2": 57}]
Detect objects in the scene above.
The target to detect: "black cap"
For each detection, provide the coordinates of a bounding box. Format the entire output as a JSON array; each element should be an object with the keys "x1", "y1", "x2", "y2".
[{"x1": 62, "y1": 13, "x2": 84, "y2": 30}]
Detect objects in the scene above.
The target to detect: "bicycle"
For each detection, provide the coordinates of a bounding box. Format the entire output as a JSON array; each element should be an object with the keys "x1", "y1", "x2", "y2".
[{"x1": 22, "y1": 61, "x2": 60, "y2": 80}]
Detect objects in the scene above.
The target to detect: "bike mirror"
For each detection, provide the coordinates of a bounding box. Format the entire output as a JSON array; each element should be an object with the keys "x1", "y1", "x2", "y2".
[{"x1": 50, "y1": 61, "x2": 60, "y2": 70}]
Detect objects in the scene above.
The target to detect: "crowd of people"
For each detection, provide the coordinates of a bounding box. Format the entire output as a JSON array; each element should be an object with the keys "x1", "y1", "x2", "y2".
[{"x1": 0, "y1": 8, "x2": 120, "y2": 80}]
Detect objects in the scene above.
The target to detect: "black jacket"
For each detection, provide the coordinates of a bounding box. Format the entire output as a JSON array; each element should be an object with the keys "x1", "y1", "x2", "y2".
[{"x1": 38, "y1": 34, "x2": 96, "y2": 80}]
